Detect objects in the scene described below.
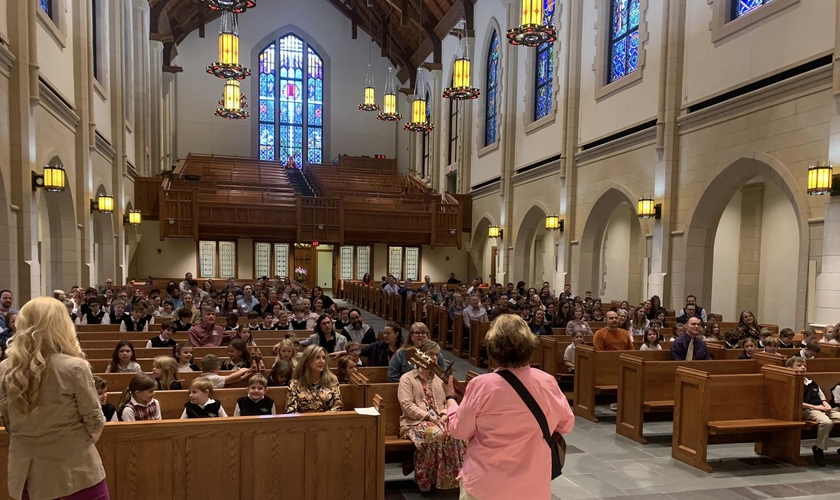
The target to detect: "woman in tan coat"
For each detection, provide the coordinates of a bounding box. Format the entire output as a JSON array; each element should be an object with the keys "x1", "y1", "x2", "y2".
[{"x1": 0, "y1": 297, "x2": 109, "y2": 500}]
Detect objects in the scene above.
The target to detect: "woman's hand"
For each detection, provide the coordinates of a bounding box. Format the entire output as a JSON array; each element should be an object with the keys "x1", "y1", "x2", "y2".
[{"x1": 443, "y1": 376, "x2": 456, "y2": 398}]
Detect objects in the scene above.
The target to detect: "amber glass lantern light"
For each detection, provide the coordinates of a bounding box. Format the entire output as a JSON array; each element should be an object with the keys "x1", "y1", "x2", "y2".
[
  {"x1": 206, "y1": 12, "x2": 251, "y2": 80},
  {"x1": 32, "y1": 164, "x2": 67, "y2": 192},
  {"x1": 444, "y1": 32, "x2": 480, "y2": 100},
  {"x1": 91, "y1": 195, "x2": 114, "y2": 214},
  {"x1": 377, "y1": 65, "x2": 402, "y2": 122},
  {"x1": 807, "y1": 162, "x2": 835, "y2": 196},
  {"x1": 507, "y1": 0, "x2": 557, "y2": 47},
  {"x1": 637, "y1": 197, "x2": 661, "y2": 219},
  {"x1": 215, "y1": 79, "x2": 250, "y2": 119},
  {"x1": 201, "y1": 0, "x2": 256, "y2": 14},
  {"x1": 405, "y1": 70, "x2": 433, "y2": 133}
]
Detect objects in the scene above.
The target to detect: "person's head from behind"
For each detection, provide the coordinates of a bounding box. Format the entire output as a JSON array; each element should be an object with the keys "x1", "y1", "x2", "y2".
[
  {"x1": 225, "y1": 313, "x2": 239, "y2": 327},
  {"x1": 763, "y1": 337, "x2": 780, "y2": 354},
  {"x1": 293, "y1": 345, "x2": 336, "y2": 388},
  {"x1": 786, "y1": 355, "x2": 807, "y2": 374},
  {"x1": 724, "y1": 330, "x2": 740, "y2": 345},
  {"x1": 779, "y1": 328, "x2": 795, "y2": 344},
  {"x1": 804, "y1": 340, "x2": 821, "y2": 358},
  {"x1": 189, "y1": 377, "x2": 214, "y2": 406},
  {"x1": 485, "y1": 315, "x2": 538, "y2": 368},
  {"x1": 176, "y1": 308, "x2": 192, "y2": 323},
  {"x1": 201, "y1": 354, "x2": 222, "y2": 374},
  {"x1": 94, "y1": 376, "x2": 108, "y2": 405},
  {"x1": 268, "y1": 359, "x2": 293, "y2": 386},
  {"x1": 759, "y1": 328, "x2": 772, "y2": 343},
  {"x1": 336, "y1": 355, "x2": 358, "y2": 383},
  {"x1": 120, "y1": 373, "x2": 156, "y2": 408},
  {"x1": 247, "y1": 374, "x2": 267, "y2": 401}
]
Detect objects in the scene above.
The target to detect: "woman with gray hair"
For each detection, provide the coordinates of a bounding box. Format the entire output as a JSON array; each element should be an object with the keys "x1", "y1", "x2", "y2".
[{"x1": 445, "y1": 314, "x2": 574, "y2": 499}]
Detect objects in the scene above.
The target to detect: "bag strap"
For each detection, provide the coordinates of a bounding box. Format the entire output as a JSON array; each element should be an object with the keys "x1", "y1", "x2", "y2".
[{"x1": 496, "y1": 370, "x2": 553, "y2": 444}]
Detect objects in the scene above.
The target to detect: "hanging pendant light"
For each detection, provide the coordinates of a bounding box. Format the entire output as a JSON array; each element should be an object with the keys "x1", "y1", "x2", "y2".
[
  {"x1": 359, "y1": 39, "x2": 380, "y2": 111},
  {"x1": 376, "y1": 64, "x2": 402, "y2": 122},
  {"x1": 444, "y1": 23, "x2": 480, "y2": 100},
  {"x1": 404, "y1": 69, "x2": 433, "y2": 133},
  {"x1": 215, "y1": 79, "x2": 250, "y2": 119},
  {"x1": 206, "y1": 11, "x2": 251, "y2": 80},
  {"x1": 507, "y1": 0, "x2": 557, "y2": 47},
  {"x1": 201, "y1": 0, "x2": 256, "y2": 14}
]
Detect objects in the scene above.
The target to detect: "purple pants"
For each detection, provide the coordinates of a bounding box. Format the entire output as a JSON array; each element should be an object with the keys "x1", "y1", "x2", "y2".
[{"x1": 22, "y1": 480, "x2": 109, "y2": 500}]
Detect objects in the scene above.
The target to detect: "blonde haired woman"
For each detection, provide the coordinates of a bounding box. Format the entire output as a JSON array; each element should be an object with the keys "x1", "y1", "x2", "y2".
[
  {"x1": 398, "y1": 339, "x2": 466, "y2": 492},
  {"x1": 285, "y1": 344, "x2": 343, "y2": 413},
  {"x1": 0, "y1": 297, "x2": 110, "y2": 500}
]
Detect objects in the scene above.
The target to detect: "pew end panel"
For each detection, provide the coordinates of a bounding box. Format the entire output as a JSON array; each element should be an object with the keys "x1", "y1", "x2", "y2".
[
  {"x1": 616, "y1": 355, "x2": 647, "y2": 444},
  {"x1": 672, "y1": 367, "x2": 713, "y2": 473}
]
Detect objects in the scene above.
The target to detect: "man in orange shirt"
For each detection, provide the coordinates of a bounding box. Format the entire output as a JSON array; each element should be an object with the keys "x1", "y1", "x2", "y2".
[{"x1": 593, "y1": 310, "x2": 634, "y2": 351}]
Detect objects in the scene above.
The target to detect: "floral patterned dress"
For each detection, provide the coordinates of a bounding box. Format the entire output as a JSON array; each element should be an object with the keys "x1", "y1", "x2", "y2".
[
  {"x1": 285, "y1": 379, "x2": 343, "y2": 413},
  {"x1": 399, "y1": 376, "x2": 466, "y2": 491}
]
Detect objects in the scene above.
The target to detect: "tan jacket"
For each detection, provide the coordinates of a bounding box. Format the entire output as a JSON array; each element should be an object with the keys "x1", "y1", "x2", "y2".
[
  {"x1": 0, "y1": 354, "x2": 106, "y2": 500},
  {"x1": 398, "y1": 369, "x2": 447, "y2": 427}
]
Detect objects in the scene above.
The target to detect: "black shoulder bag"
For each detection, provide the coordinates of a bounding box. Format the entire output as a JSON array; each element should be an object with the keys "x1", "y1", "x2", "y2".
[{"x1": 497, "y1": 369, "x2": 567, "y2": 479}]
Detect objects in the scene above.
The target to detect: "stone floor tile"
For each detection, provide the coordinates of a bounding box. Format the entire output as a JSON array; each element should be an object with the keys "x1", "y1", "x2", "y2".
[{"x1": 728, "y1": 484, "x2": 810, "y2": 499}]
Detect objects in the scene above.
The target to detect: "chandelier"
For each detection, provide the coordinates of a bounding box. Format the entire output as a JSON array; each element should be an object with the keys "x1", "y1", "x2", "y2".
[
  {"x1": 404, "y1": 69, "x2": 433, "y2": 133},
  {"x1": 507, "y1": 0, "x2": 557, "y2": 47},
  {"x1": 376, "y1": 64, "x2": 402, "y2": 122},
  {"x1": 359, "y1": 39, "x2": 380, "y2": 111},
  {"x1": 215, "y1": 79, "x2": 250, "y2": 119},
  {"x1": 206, "y1": 11, "x2": 251, "y2": 80},
  {"x1": 443, "y1": 23, "x2": 480, "y2": 100},
  {"x1": 201, "y1": 0, "x2": 256, "y2": 14}
]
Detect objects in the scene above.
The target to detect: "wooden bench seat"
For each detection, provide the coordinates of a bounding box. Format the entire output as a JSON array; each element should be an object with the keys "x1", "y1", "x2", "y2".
[{"x1": 707, "y1": 419, "x2": 805, "y2": 435}]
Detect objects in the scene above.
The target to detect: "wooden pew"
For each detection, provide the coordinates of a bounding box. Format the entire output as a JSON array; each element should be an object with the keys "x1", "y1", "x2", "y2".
[
  {"x1": 672, "y1": 365, "x2": 805, "y2": 472},
  {"x1": 452, "y1": 312, "x2": 466, "y2": 358},
  {"x1": 436, "y1": 306, "x2": 450, "y2": 349},
  {"x1": 468, "y1": 319, "x2": 491, "y2": 368},
  {"x1": 538, "y1": 338, "x2": 674, "y2": 379},
  {"x1": 616, "y1": 356, "x2": 768, "y2": 444},
  {"x1": 0, "y1": 408, "x2": 387, "y2": 500},
  {"x1": 573, "y1": 346, "x2": 672, "y2": 422},
  {"x1": 76, "y1": 330, "x2": 312, "y2": 343}
]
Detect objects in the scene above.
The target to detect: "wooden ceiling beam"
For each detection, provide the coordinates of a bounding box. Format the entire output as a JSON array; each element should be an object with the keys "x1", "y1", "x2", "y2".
[{"x1": 149, "y1": 0, "x2": 172, "y2": 35}]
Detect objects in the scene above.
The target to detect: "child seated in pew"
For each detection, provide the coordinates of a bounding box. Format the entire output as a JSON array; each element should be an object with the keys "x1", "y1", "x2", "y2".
[
  {"x1": 105, "y1": 340, "x2": 143, "y2": 374},
  {"x1": 274, "y1": 311, "x2": 292, "y2": 330},
  {"x1": 763, "y1": 337, "x2": 781, "y2": 355},
  {"x1": 258, "y1": 313, "x2": 278, "y2": 331},
  {"x1": 158, "y1": 300, "x2": 175, "y2": 320},
  {"x1": 118, "y1": 374, "x2": 161, "y2": 421},
  {"x1": 267, "y1": 359, "x2": 293, "y2": 387},
  {"x1": 801, "y1": 328, "x2": 818, "y2": 349},
  {"x1": 335, "y1": 355, "x2": 358, "y2": 384},
  {"x1": 800, "y1": 341, "x2": 821, "y2": 360},
  {"x1": 235, "y1": 326, "x2": 257, "y2": 347},
  {"x1": 234, "y1": 374, "x2": 277, "y2": 416},
  {"x1": 180, "y1": 377, "x2": 228, "y2": 418},
  {"x1": 724, "y1": 330, "x2": 740, "y2": 349},
  {"x1": 94, "y1": 376, "x2": 118, "y2": 422},
  {"x1": 273, "y1": 338, "x2": 299, "y2": 368},
  {"x1": 146, "y1": 321, "x2": 178, "y2": 349},
  {"x1": 200, "y1": 354, "x2": 252, "y2": 388},
  {"x1": 779, "y1": 328, "x2": 796, "y2": 349},
  {"x1": 143, "y1": 300, "x2": 156, "y2": 326},
  {"x1": 172, "y1": 308, "x2": 193, "y2": 331},
  {"x1": 821, "y1": 324, "x2": 838, "y2": 345},
  {"x1": 221, "y1": 339, "x2": 254, "y2": 370},
  {"x1": 648, "y1": 320, "x2": 664, "y2": 342},
  {"x1": 758, "y1": 329, "x2": 773, "y2": 349},
  {"x1": 246, "y1": 311, "x2": 261, "y2": 331},
  {"x1": 705, "y1": 319, "x2": 721, "y2": 341},
  {"x1": 153, "y1": 356, "x2": 183, "y2": 390},
  {"x1": 787, "y1": 356, "x2": 840, "y2": 467},
  {"x1": 109, "y1": 300, "x2": 128, "y2": 325},
  {"x1": 174, "y1": 343, "x2": 199, "y2": 372},
  {"x1": 563, "y1": 331, "x2": 585, "y2": 374},
  {"x1": 669, "y1": 323, "x2": 685, "y2": 341},
  {"x1": 223, "y1": 313, "x2": 240, "y2": 333},
  {"x1": 290, "y1": 304, "x2": 308, "y2": 330},
  {"x1": 639, "y1": 329, "x2": 661, "y2": 351},
  {"x1": 345, "y1": 342, "x2": 364, "y2": 366},
  {"x1": 738, "y1": 338, "x2": 757, "y2": 359}
]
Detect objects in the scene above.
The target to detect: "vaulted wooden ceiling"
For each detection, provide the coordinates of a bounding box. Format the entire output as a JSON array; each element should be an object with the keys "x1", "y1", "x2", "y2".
[{"x1": 148, "y1": 0, "x2": 475, "y2": 84}]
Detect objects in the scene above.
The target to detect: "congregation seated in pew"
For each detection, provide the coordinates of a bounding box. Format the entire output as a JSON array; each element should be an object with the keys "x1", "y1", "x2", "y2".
[{"x1": 285, "y1": 345, "x2": 343, "y2": 413}]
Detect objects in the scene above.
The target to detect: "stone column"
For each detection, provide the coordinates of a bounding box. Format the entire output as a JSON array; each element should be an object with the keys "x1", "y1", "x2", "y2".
[
  {"x1": 405, "y1": 93, "x2": 417, "y2": 176},
  {"x1": 457, "y1": 37, "x2": 475, "y2": 195},
  {"x1": 736, "y1": 183, "x2": 764, "y2": 314},
  {"x1": 149, "y1": 41, "x2": 164, "y2": 176},
  {"x1": 427, "y1": 67, "x2": 442, "y2": 190}
]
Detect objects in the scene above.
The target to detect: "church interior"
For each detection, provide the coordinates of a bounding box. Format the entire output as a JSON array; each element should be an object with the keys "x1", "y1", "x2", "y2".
[{"x1": 1, "y1": 0, "x2": 840, "y2": 498}]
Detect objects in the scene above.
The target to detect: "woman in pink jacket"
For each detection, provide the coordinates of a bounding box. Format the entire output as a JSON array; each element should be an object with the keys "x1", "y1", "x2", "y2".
[{"x1": 445, "y1": 314, "x2": 575, "y2": 499}]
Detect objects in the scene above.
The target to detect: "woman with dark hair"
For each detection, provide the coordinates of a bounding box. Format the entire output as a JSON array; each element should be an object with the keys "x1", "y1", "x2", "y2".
[
  {"x1": 648, "y1": 295, "x2": 662, "y2": 320},
  {"x1": 310, "y1": 286, "x2": 335, "y2": 312},
  {"x1": 736, "y1": 310, "x2": 762, "y2": 340},
  {"x1": 349, "y1": 321, "x2": 403, "y2": 366},
  {"x1": 220, "y1": 291, "x2": 239, "y2": 316},
  {"x1": 516, "y1": 281, "x2": 527, "y2": 297},
  {"x1": 529, "y1": 309, "x2": 551, "y2": 336},
  {"x1": 300, "y1": 314, "x2": 347, "y2": 353},
  {"x1": 552, "y1": 301, "x2": 572, "y2": 328},
  {"x1": 362, "y1": 273, "x2": 372, "y2": 286},
  {"x1": 253, "y1": 291, "x2": 270, "y2": 317}
]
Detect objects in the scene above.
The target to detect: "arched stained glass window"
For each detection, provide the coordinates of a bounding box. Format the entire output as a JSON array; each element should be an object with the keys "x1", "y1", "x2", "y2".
[
  {"x1": 257, "y1": 34, "x2": 325, "y2": 165},
  {"x1": 421, "y1": 89, "x2": 431, "y2": 179},
  {"x1": 608, "y1": 0, "x2": 640, "y2": 84},
  {"x1": 534, "y1": 0, "x2": 555, "y2": 120},
  {"x1": 448, "y1": 75, "x2": 459, "y2": 165},
  {"x1": 485, "y1": 31, "x2": 500, "y2": 147},
  {"x1": 733, "y1": 0, "x2": 771, "y2": 18}
]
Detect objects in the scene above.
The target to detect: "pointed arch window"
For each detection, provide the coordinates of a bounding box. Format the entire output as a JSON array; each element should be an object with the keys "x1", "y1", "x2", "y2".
[
  {"x1": 608, "y1": 0, "x2": 640, "y2": 83},
  {"x1": 40, "y1": 0, "x2": 53, "y2": 19},
  {"x1": 421, "y1": 89, "x2": 432, "y2": 179},
  {"x1": 257, "y1": 34, "x2": 324, "y2": 165},
  {"x1": 733, "y1": 0, "x2": 772, "y2": 18},
  {"x1": 448, "y1": 75, "x2": 459, "y2": 165},
  {"x1": 485, "y1": 31, "x2": 500, "y2": 147},
  {"x1": 534, "y1": 0, "x2": 555, "y2": 120}
]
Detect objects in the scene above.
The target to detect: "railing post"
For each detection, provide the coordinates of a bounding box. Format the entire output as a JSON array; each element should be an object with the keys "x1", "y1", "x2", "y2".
[
  {"x1": 430, "y1": 200, "x2": 437, "y2": 248},
  {"x1": 192, "y1": 190, "x2": 199, "y2": 241},
  {"x1": 158, "y1": 186, "x2": 166, "y2": 241},
  {"x1": 295, "y1": 195, "x2": 302, "y2": 242}
]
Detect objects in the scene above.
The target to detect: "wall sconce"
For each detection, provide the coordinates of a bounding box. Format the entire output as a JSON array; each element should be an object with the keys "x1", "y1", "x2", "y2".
[
  {"x1": 545, "y1": 215, "x2": 563, "y2": 231},
  {"x1": 91, "y1": 195, "x2": 114, "y2": 214},
  {"x1": 123, "y1": 210, "x2": 142, "y2": 225},
  {"x1": 488, "y1": 225, "x2": 502, "y2": 239},
  {"x1": 637, "y1": 197, "x2": 661, "y2": 220},
  {"x1": 807, "y1": 162, "x2": 839, "y2": 196},
  {"x1": 31, "y1": 165, "x2": 66, "y2": 192}
]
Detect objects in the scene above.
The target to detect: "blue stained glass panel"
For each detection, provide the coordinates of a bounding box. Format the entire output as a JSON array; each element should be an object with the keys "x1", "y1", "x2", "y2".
[
  {"x1": 610, "y1": 38, "x2": 626, "y2": 82},
  {"x1": 543, "y1": 0, "x2": 555, "y2": 25},
  {"x1": 627, "y1": 30, "x2": 639, "y2": 74},
  {"x1": 629, "y1": 0, "x2": 641, "y2": 28},
  {"x1": 736, "y1": 0, "x2": 767, "y2": 17},
  {"x1": 259, "y1": 74, "x2": 274, "y2": 99},
  {"x1": 608, "y1": 0, "x2": 640, "y2": 83},
  {"x1": 486, "y1": 116, "x2": 496, "y2": 146},
  {"x1": 40, "y1": 0, "x2": 52, "y2": 18},
  {"x1": 612, "y1": 0, "x2": 628, "y2": 37},
  {"x1": 308, "y1": 128, "x2": 323, "y2": 164},
  {"x1": 308, "y1": 104, "x2": 323, "y2": 126},
  {"x1": 260, "y1": 99, "x2": 274, "y2": 122},
  {"x1": 485, "y1": 31, "x2": 500, "y2": 147}
]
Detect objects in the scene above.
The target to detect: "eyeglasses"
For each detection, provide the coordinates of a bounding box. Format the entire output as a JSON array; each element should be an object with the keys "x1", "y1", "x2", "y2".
[{"x1": 411, "y1": 331, "x2": 427, "y2": 336}]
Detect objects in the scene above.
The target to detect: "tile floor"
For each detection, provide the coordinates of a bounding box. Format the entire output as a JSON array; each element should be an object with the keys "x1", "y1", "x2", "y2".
[{"x1": 339, "y1": 301, "x2": 840, "y2": 500}]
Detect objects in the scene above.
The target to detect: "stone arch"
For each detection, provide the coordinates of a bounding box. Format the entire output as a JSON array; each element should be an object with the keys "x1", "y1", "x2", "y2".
[
  {"x1": 468, "y1": 215, "x2": 495, "y2": 284},
  {"x1": 681, "y1": 151, "x2": 810, "y2": 328},
  {"x1": 578, "y1": 183, "x2": 645, "y2": 303},
  {"x1": 36, "y1": 156, "x2": 77, "y2": 295},
  {"x1": 92, "y1": 184, "x2": 115, "y2": 288},
  {"x1": 513, "y1": 205, "x2": 550, "y2": 286}
]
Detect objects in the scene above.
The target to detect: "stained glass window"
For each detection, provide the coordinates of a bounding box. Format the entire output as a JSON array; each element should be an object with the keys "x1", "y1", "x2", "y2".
[
  {"x1": 255, "y1": 243, "x2": 271, "y2": 279},
  {"x1": 421, "y1": 89, "x2": 431, "y2": 179},
  {"x1": 340, "y1": 246, "x2": 354, "y2": 280},
  {"x1": 274, "y1": 243, "x2": 290, "y2": 277},
  {"x1": 388, "y1": 246, "x2": 403, "y2": 280},
  {"x1": 485, "y1": 31, "x2": 500, "y2": 146},
  {"x1": 733, "y1": 0, "x2": 772, "y2": 18},
  {"x1": 608, "y1": 0, "x2": 641, "y2": 84},
  {"x1": 356, "y1": 246, "x2": 371, "y2": 280},
  {"x1": 219, "y1": 241, "x2": 236, "y2": 278},
  {"x1": 40, "y1": 0, "x2": 53, "y2": 19},
  {"x1": 258, "y1": 35, "x2": 324, "y2": 165},
  {"x1": 405, "y1": 247, "x2": 420, "y2": 281},
  {"x1": 199, "y1": 241, "x2": 217, "y2": 278},
  {"x1": 92, "y1": 0, "x2": 100, "y2": 81},
  {"x1": 535, "y1": 0, "x2": 555, "y2": 120},
  {"x1": 448, "y1": 76, "x2": 459, "y2": 165}
]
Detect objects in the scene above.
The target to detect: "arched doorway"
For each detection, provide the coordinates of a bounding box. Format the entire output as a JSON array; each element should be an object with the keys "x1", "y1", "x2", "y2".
[
  {"x1": 37, "y1": 157, "x2": 76, "y2": 295},
  {"x1": 469, "y1": 216, "x2": 495, "y2": 284},
  {"x1": 513, "y1": 205, "x2": 551, "y2": 287},
  {"x1": 578, "y1": 185, "x2": 646, "y2": 304},
  {"x1": 682, "y1": 153, "x2": 809, "y2": 327},
  {"x1": 93, "y1": 185, "x2": 115, "y2": 288}
]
